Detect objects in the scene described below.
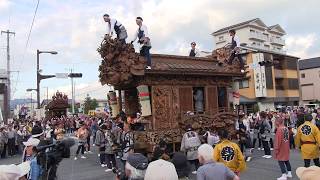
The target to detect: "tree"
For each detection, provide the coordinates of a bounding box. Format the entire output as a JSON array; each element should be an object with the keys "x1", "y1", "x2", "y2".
[{"x1": 83, "y1": 94, "x2": 98, "y2": 114}]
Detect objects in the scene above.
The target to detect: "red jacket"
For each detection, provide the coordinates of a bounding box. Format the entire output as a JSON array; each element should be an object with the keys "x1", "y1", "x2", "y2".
[{"x1": 274, "y1": 125, "x2": 290, "y2": 161}]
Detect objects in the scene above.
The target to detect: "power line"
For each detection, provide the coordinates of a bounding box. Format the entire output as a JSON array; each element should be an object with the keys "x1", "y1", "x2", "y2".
[{"x1": 14, "y1": 0, "x2": 40, "y2": 99}]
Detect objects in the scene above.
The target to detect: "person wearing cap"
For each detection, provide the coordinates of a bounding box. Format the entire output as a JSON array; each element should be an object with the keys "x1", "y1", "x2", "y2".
[
  {"x1": 28, "y1": 141, "x2": 43, "y2": 180},
  {"x1": 22, "y1": 138, "x2": 40, "y2": 163},
  {"x1": 95, "y1": 124, "x2": 107, "y2": 167},
  {"x1": 213, "y1": 129, "x2": 246, "y2": 176},
  {"x1": 130, "y1": 16, "x2": 152, "y2": 70},
  {"x1": 274, "y1": 115, "x2": 292, "y2": 180},
  {"x1": 189, "y1": 42, "x2": 200, "y2": 57},
  {"x1": 74, "y1": 121, "x2": 88, "y2": 160},
  {"x1": 172, "y1": 152, "x2": 191, "y2": 180},
  {"x1": 103, "y1": 14, "x2": 128, "y2": 44},
  {"x1": 123, "y1": 153, "x2": 148, "y2": 180},
  {"x1": 197, "y1": 144, "x2": 239, "y2": 180},
  {"x1": 0, "y1": 161, "x2": 31, "y2": 180},
  {"x1": 227, "y1": 29, "x2": 244, "y2": 73},
  {"x1": 296, "y1": 165, "x2": 320, "y2": 180},
  {"x1": 295, "y1": 114, "x2": 320, "y2": 167},
  {"x1": 180, "y1": 124, "x2": 201, "y2": 174}
]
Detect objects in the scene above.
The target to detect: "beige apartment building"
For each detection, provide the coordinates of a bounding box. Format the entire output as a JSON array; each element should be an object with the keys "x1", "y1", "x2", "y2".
[
  {"x1": 212, "y1": 18, "x2": 286, "y2": 54},
  {"x1": 299, "y1": 57, "x2": 320, "y2": 104},
  {"x1": 212, "y1": 18, "x2": 299, "y2": 112}
]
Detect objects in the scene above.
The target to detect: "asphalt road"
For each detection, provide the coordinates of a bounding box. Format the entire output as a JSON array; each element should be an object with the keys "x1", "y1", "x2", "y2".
[{"x1": 0, "y1": 142, "x2": 305, "y2": 180}]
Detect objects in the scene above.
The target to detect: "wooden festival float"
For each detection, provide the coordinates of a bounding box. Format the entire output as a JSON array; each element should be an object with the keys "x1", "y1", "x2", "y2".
[
  {"x1": 45, "y1": 92, "x2": 70, "y2": 120},
  {"x1": 98, "y1": 36, "x2": 244, "y2": 152}
]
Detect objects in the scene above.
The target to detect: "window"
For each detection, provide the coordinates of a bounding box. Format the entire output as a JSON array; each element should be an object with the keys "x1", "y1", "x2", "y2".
[
  {"x1": 239, "y1": 80, "x2": 249, "y2": 89},
  {"x1": 218, "y1": 87, "x2": 227, "y2": 108},
  {"x1": 193, "y1": 87, "x2": 205, "y2": 112},
  {"x1": 285, "y1": 58, "x2": 298, "y2": 70},
  {"x1": 301, "y1": 73, "x2": 305, "y2": 78},
  {"x1": 218, "y1": 36, "x2": 224, "y2": 41},
  {"x1": 250, "y1": 29, "x2": 255, "y2": 33},
  {"x1": 265, "y1": 66, "x2": 274, "y2": 89},
  {"x1": 288, "y1": 78, "x2": 299, "y2": 89}
]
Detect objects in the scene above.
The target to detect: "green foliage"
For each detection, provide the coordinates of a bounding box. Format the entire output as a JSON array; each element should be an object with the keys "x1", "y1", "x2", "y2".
[{"x1": 83, "y1": 95, "x2": 98, "y2": 114}]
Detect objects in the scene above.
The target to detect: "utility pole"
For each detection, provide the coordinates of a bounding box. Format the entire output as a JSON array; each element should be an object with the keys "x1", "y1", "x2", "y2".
[
  {"x1": 1, "y1": 30, "x2": 15, "y2": 121},
  {"x1": 68, "y1": 72, "x2": 82, "y2": 114},
  {"x1": 70, "y1": 69, "x2": 75, "y2": 114}
]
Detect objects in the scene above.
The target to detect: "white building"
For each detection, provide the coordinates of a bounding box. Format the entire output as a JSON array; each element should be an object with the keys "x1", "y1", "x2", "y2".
[{"x1": 212, "y1": 18, "x2": 286, "y2": 54}]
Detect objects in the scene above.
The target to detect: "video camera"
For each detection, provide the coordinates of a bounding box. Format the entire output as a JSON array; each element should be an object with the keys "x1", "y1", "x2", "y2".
[
  {"x1": 36, "y1": 138, "x2": 75, "y2": 180},
  {"x1": 112, "y1": 167, "x2": 127, "y2": 180}
]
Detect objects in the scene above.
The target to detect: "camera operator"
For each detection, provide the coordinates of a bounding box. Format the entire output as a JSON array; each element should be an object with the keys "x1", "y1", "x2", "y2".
[{"x1": 22, "y1": 126, "x2": 45, "y2": 162}]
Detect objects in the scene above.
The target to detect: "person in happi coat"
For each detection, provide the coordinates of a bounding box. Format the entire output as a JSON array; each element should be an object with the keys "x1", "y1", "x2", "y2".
[
  {"x1": 295, "y1": 114, "x2": 320, "y2": 167},
  {"x1": 274, "y1": 115, "x2": 292, "y2": 180}
]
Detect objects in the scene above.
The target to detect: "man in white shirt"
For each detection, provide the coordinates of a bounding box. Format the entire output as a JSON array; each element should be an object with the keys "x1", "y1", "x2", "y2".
[
  {"x1": 131, "y1": 17, "x2": 152, "y2": 70},
  {"x1": 189, "y1": 42, "x2": 200, "y2": 57},
  {"x1": 227, "y1": 29, "x2": 244, "y2": 73},
  {"x1": 103, "y1": 14, "x2": 127, "y2": 43}
]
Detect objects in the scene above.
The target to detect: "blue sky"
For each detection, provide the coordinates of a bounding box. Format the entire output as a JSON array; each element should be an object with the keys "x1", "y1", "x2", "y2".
[{"x1": 0, "y1": 0, "x2": 320, "y2": 102}]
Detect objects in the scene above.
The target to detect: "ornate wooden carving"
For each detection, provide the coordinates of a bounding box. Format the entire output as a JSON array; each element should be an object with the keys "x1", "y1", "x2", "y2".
[
  {"x1": 211, "y1": 47, "x2": 241, "y2": 71},
  {"x1": 138, "y1": 75, "x2": 232, "y2": 87},
  {"x1": 134, "y1": 129, "x2": 182, "y2": 151},
  {"x1": 45, "y1": 91, "x2": 70, "y2": 119},
  {"x1": 151, "y1": 86, "x2": 172, "y2": 130},
  {"x1": 179, "y1": 111, "x2": 237, "y2": 137},
  {"x1": 97, "y1": 36, "x2": 146, "y2": 86}
]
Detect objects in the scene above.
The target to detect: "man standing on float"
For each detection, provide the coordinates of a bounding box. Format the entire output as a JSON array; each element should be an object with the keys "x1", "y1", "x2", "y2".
[
  {"x1": 131, "y1": 17, "x2": 152, "y2": 70},
  {"x1": 103, "y1": 14, "x2": 128, "y2": 43}
]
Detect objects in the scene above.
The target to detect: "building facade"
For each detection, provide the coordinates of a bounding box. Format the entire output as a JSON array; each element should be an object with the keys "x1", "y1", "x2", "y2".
[
  {"x1": 212, "y1": 18, "x2": 299, "y2": 112},
  {"x1": 0, "y1": 69, "x2": 9, "y2": 123},
  {"x1": 298, "y1": 57, "x2": 320, "y2": 104},
  {"x1": 235, "y1": 51, "x2": 300, "y2": 112},
  {"x1": 212, "y1": 18, "x2": 286, "y2": 54}
]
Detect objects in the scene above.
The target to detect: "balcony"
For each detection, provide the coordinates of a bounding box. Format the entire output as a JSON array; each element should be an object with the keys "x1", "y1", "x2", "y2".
[
  {"x1": 270, "y1": 37, "x2": 285, "y2": 46},
  {"x1": 276, "y1": 89, "x2": 285, "y2": 97},
  {"x1": 249, "y1": 32, "x2": 268, "y2": 42}
]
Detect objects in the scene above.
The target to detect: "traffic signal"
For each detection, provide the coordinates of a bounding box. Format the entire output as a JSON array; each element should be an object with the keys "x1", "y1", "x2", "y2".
[{"x1": 68, "y1": 73, "x2": 82, "y2": 78}]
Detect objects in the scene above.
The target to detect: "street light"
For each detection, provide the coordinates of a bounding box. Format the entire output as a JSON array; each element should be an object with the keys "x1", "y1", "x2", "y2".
[{"x1": 36, "y1": 49, "x2": 58, "y2": 109}]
